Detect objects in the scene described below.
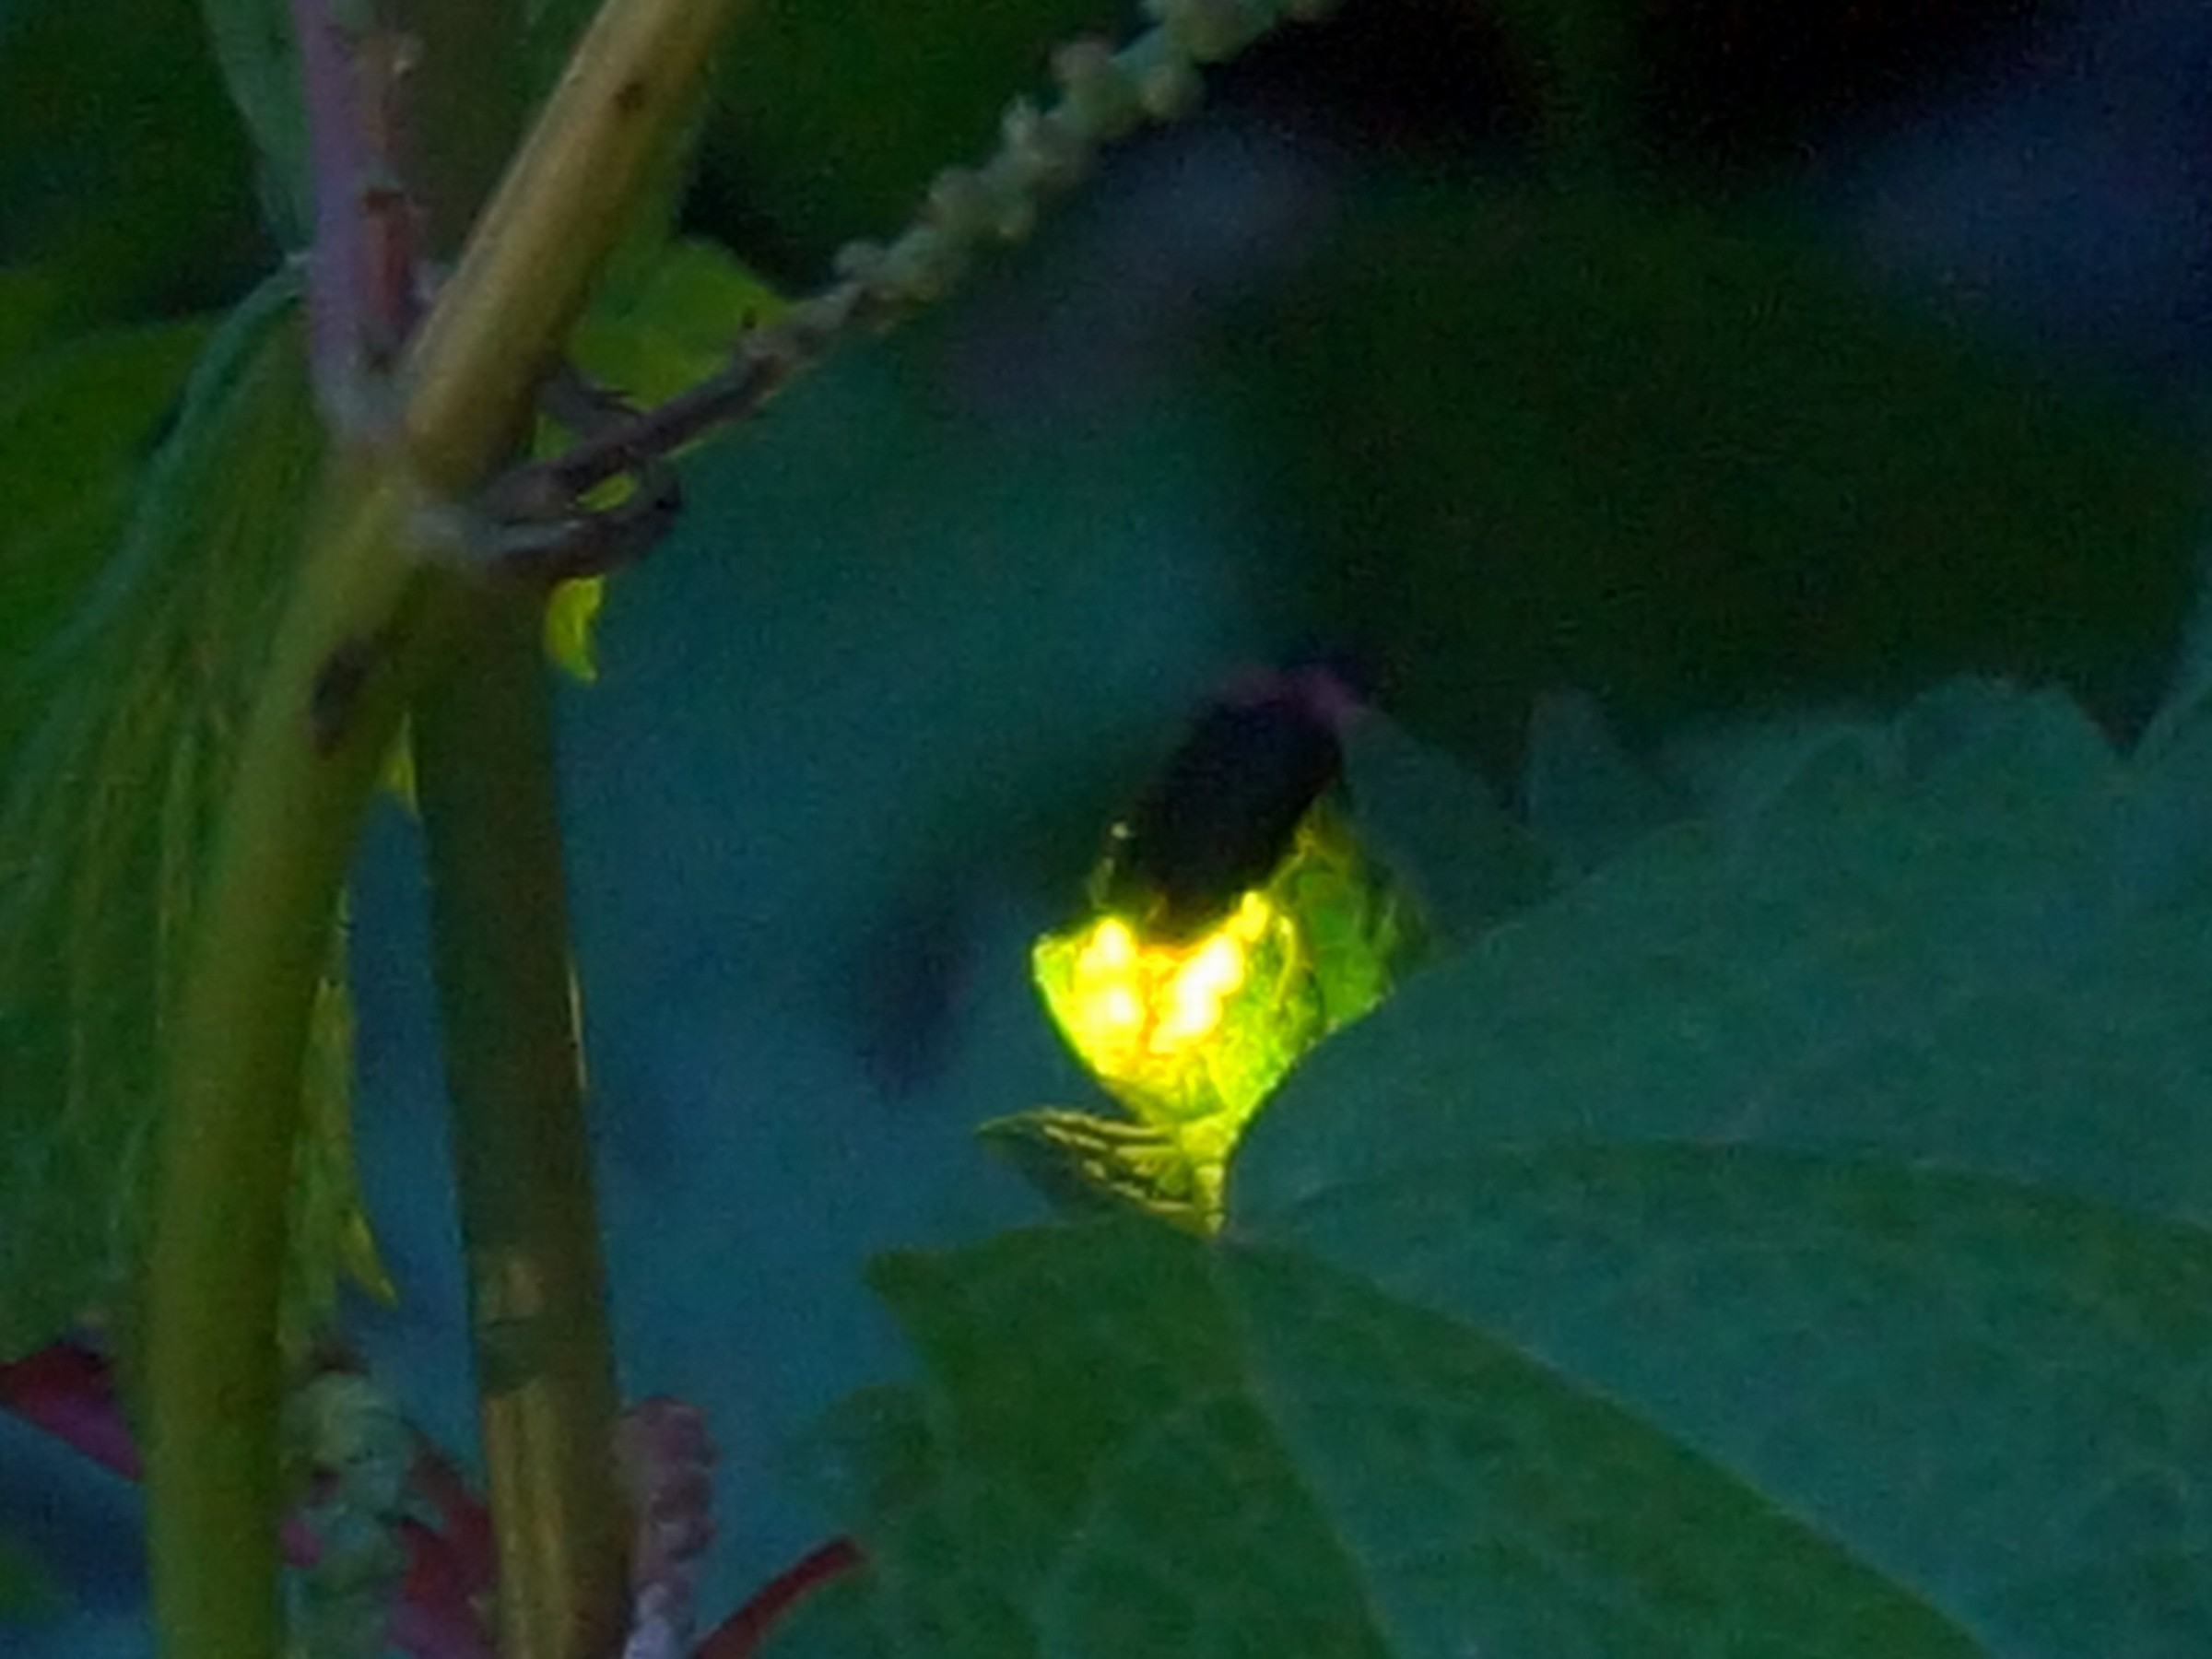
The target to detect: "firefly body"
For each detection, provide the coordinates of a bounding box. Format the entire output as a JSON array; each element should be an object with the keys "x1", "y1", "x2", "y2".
[{"x1": 1098, "y1": 662, "x2": 1359, "y2": 943}]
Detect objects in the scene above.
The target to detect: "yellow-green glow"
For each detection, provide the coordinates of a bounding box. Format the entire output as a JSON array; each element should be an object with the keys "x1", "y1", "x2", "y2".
[
  {"x1": 1027, "y1": 809, "x2": 1406, "y2": 1227},
  {"x1": 1066, "y1": 893, "x2": 1274, "y2": 1070}
]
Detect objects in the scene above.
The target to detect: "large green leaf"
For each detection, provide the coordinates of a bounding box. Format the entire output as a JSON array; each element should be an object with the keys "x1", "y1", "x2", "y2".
[
  {"x1": 798, "y1": 1219, "x2": 1983, "y2": 1658},
  {"x1": 786, "y1": 678, "x2": 2212, "y2": 1656},
  {"x1": 0, "y1": 270, "x2": 382, "y2": 1360}
]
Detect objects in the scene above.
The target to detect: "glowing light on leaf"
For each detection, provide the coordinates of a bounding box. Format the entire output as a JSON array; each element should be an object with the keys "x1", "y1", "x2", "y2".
[{"x1": 1019, "y1": 806, "x2": 1408, "y2": 1228}]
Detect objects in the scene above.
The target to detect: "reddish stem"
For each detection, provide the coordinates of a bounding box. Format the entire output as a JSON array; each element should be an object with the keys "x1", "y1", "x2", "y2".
[
  {"x1": 696, "y1": 1537, "x2": 865, "y2": 1659},
  {"x1": 0, "y1": 1341, "x2": 139, "y2": 1480}
]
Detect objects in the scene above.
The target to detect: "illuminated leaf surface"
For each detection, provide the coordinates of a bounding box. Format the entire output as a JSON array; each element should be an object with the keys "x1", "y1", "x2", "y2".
[
  {"x1": 788, "y1": 679, "x2": 2212, "y2": 1658},
  {"x1": 0, "y1": 273, "x2": 381, "y2": 1359},
  {"x1": 567, "y1": 239, "x2": 783, "y2": 410}
]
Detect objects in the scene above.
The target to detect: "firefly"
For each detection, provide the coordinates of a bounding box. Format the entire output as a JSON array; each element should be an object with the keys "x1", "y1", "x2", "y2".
[{"x1": 1096, "y1": 660, "x2": 1360, "y2": 945}]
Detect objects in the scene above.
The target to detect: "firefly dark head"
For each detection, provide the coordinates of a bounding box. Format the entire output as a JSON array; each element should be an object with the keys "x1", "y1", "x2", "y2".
[{"x1": 1100, "y1": 661, "x2": 1361, "y2": 944}]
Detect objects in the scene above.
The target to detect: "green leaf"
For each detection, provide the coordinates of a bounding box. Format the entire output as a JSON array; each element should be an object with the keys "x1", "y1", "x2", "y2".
[
  {"x1": 196, "y1": 0, "x2": 310, "y2": 243},
  {"x1": 1336, "y1": 712, "x2": 1556, "y2": 948},
  {"x1": 1518, "y1": 688, "x2": 1680, "y2": 874},
  {"x1": 754, "y1": 1565, "x2": 893, "y2": 1659},
  {"x1": 1237, "y1": 680, "x2": 2199, "y2": 1225},
  {"x1": 0, "y1": 308, "x2": 212, "y2": 764},
  {"x1": 567, "y1": 238, "x2": 783, "y2": 408},
  {"x1": 0, "y1": 270, "x2": 382, "y2": 1360},
  {"x1": 807, "y1": 1220, "x2": 1983, "y2": 1658},
  {"x1": 541, "y1": 240, "x2": 784, "y2": 680},
  {"x1": 812, "y1": 678, "x2": 2212, "y2": 1655},
  {"x1": 0, "y1": 265, "x2": 72, "y2": 373}
]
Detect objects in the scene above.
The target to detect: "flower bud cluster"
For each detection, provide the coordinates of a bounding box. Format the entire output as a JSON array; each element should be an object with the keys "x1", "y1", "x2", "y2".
[
  {"x1": 282, "y1": 1369, "x2": 418, "y2": 1659},
  {"x1": 757, "y1": 0, "x2": 1335, "y2": 359}
]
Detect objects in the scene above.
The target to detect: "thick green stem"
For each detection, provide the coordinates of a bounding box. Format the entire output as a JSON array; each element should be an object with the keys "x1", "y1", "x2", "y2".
[
  {"x1": 146, "y1": 466, "x2": 453, "y2": 1659},
  {"x1": 415, "y1": 594, "x2": 628, "y2": 1659},
  {"x1": 144, "y1": 0, "x2": 755, "y2": 1652}
]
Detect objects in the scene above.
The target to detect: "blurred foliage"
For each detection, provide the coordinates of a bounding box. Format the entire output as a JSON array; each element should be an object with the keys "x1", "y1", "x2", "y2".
[
  {"x1": 1217, "y1": 186, "x2": 2207, "y2": 776},
  {"x1": 0, "y1": 299, "x2": 209, "y2": 764},
  {"x1": 697, "y1": 0, "x2": 1125, "y2": 276},
  {"x1": 0, "y1": 0, "x2": 265, "y2": 322},
  {"x1": 0, "y1": 1533, "x2": 61, "y2": 1622}
]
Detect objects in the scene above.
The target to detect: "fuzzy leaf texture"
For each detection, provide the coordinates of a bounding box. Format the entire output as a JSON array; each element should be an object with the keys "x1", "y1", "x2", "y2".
[
  {"x1": 0, "y1": 271, "x2": 386, "y2": 1361},
  {"x1": 782, "y1": 676, "x2": 2212, "y2": 1659}
]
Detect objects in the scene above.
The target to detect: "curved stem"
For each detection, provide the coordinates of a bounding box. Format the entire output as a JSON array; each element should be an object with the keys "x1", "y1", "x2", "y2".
[
  {"x1": 415, "y1": 593, "x2": 628, "y2": 1659},
  {"x1": 147, "y1": 463, "x2": 450, "y2": 1659},
  {"x1": 144, "y1": 0, "x2": 757, "y2": 1653},
  {"x1": 698, "y1": 1538, "x2": 865, "y2": 1659}
]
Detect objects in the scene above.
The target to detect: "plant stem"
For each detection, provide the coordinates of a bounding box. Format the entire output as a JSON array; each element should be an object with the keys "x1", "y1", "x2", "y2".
[
  {"x1": 143, "y1": 0, "x2": 757, "y2": 1652},
  {"x1": 147, "y1": 463, "x2": 452, "y2": 1659},
  {"x1": 415, "y1": 591, "x2": 628, "y2": 1659},
  {"x1": 698, "y1": 1538, "x2": 865, "y2": 1659},
  {"x1": 402, "y1": 0, "x2": 752, "y2": 496}
]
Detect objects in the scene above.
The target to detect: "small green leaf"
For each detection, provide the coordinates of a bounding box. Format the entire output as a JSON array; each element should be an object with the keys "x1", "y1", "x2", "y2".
[
  {"x1": 567, "y1": 239, "x2": 783, "y2": 409},
  {"x1": 0, "y1": 269, "x2": 381, "y2": 1360},
  {"x1": 542, "y1": 576, "x2": 606, "y2": 685},
  {"x1": 978, "y1": 1107, "x2": 1215, "y2": 1230},
  {"x1": 541, "y1": 241, "x2": 783, "y2": 681}
]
